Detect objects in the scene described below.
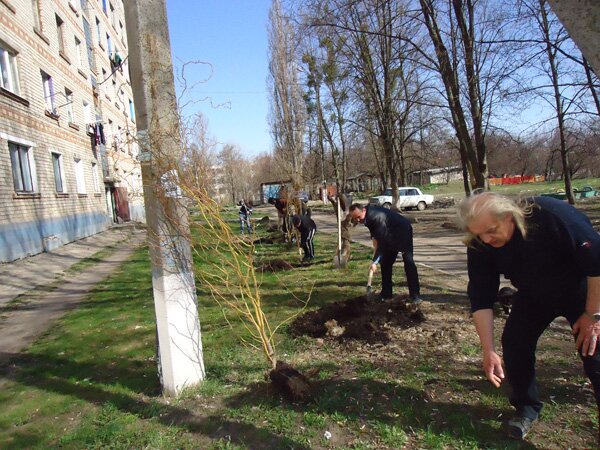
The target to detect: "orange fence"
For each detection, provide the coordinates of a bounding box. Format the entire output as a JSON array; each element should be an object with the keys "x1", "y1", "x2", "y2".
[{"x1": 489, "y1": 175, "x2": 545, "y2": 186}]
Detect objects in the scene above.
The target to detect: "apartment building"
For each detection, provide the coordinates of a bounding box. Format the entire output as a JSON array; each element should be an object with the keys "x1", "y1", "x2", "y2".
[{"x1": 0, "y1": 0, "x2": 144, "y2": 262}]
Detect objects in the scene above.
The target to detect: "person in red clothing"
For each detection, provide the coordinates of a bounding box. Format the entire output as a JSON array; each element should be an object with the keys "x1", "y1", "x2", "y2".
[{"x1": 458, "y1": 192, "x2": 600, "y2": 440}]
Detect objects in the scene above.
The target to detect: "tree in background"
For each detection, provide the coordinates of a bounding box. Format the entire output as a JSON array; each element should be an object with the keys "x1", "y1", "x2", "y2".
[{"x1": 268, "y1": 0, "x2": 306, "y2": 197}]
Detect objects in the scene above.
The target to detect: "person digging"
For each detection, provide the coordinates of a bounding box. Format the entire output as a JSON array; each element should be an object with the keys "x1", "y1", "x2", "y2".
[
  {"x1": 291, "y1": 213, "x2": 317, "y2": 263},
  {"x1": 457, "y1": 191, "x2": 600, "y2": 441},
  {"x1": 349, "y1": 203, "x2": 421, "y2": 304}
]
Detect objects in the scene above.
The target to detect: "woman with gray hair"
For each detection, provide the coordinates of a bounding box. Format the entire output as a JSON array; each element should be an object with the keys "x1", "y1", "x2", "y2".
[{"x1": 458, "y1": 191, "x2": 600, "y2": 440}]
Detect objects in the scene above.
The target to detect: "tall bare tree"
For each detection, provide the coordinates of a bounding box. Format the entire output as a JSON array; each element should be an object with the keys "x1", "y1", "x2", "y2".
[{"x1": 268, "y1": 0, "x2": 306, "y2": 194}]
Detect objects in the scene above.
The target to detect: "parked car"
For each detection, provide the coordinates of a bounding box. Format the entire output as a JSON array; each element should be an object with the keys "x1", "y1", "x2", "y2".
[{"x1": 369, "y1": 187, "x2": 434, "y2": 211}]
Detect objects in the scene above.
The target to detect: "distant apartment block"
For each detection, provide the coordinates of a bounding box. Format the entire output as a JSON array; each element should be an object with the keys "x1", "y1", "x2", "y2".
[{"x1": 0, "y1": 0, "x2": 145, "y2": 262}]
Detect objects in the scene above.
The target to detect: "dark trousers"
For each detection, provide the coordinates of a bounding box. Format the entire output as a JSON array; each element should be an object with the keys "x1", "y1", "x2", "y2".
[
  {"x1": 301, "y1": 228, "x2": 316, "y2": 259},
  {"x1": 380, "y1": 250, "x2": 420, "y2": 299},
  {"x1": 502, "y1": 287, "x2": 600, "y2": 420}
]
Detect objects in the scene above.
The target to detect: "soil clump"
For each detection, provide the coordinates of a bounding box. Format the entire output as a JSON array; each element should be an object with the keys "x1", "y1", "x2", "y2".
[{"x1": 289, "y1": 295, "x2": 426, "y2": 344}]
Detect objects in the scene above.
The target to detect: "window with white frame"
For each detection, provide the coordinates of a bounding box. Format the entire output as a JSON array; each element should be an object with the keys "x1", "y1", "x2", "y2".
[
  {"x1": 83, "y1": 100, "x2": 91, "y2": 124},
  {"x1": 9, "y1": 142, "x2": 35, "y2": 193},
  {"x1": 106, "y1": 33, "x2": 112, "y2": 59},
  {"x1": 32, "y1": 0, "x2": 43, "y2": 32},
  {"x1": 0, "y1": 45, "x2": 20, "y2": 95},
  {"x1": 95, "y1": 17, "x2": 102, "y2": 47},
  {"x1": 74, "y1": 37, "x2": 83, "y2": 69},
  {"x1": 91, "y1": 161, "x2": 100, "y2": 192},
  {"x1": 74, "y1": 158, "x2": 86, "y2": 193},
  {"x1": 56, "y1": 15, "x2": 66, "y2": 55},
  {"x1": 51, "y1": 152, "x2": 65, "y2": 193},
  {"x1": 110, "y1": 3, "x2": 116, "y2": 28},
  {"x1": 128, "y1": 99, "x2": 135, "y2": 122},
  {"x1": 65, "y1": 88, "x2": 74, "y2": 123},
  {"x1": 119, "y1": 21, "x2": 124, "y2": 44},
  {"x1": 41, "y1": 71, "x2": 56, "y2": 114}
]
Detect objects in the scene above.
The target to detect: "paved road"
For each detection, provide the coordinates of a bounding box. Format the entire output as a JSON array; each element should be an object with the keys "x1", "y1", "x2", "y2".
[{"x1": 257, "y1": 205, "x2": 470, "y2": 281}]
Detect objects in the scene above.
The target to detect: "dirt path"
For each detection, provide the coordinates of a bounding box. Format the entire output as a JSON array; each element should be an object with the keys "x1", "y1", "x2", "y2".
[{"x1": 0, "y1": 225, "x2": 146, "y2": 364}]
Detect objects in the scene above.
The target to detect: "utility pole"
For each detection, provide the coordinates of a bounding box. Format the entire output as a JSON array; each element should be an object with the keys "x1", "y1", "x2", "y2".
[{"x1": 123, "y1": 0, "x2": 205, "y2": 395}]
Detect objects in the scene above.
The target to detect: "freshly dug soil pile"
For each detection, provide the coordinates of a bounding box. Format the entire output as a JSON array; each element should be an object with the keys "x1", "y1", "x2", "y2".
[
  {"x1": 269, "y1": 361, "x2": 312, "y2": 402},
  {"x1": 256, "y1": 259, "x2": 295, "y2": 272},
  {"x1": 289, "y1": 295, "x2": 426, "y2": 344}
]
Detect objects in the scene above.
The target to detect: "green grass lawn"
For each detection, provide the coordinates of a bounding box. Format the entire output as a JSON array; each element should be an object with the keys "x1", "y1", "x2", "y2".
[
  {"x1": 420, "y1": 177, "x2": 600, "y2": 198},
  {"x1": 0, "y1": 210, "x2": 597, "y2": 449}
]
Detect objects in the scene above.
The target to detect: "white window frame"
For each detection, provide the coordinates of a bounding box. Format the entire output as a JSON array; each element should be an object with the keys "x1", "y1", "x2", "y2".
[
  {"x1": 6, "y1": 137, "x2": 37, "y2": 193},
  {"x1": 41, "y1": 71, "x2": 56, "y2": 114},
  {"x1": 50, "y1": 150, "x2": 66, "y2": 193},
  {"x1": 0, "y1": 45, "x2": 21, "y2": 95},
  {"x1": 91, "y1": 161, "x2": 100, "y2": 192},
  {"x1": 65, "y1": 88, "x2": 74, "y2": 123},
  {"x1": 56, "y1": 15, "x2": 66, "y2": 54},
  {"x1": 74, "y1": 158, "x2": 86, "y2": 194},
  {"x1": 128, "y1": 99, "x2": 135, "y2": 122},
  {"x1": 32, "y1": 0, "x2": 43, "y2": 32},
  {"x1": 74, "y1": 36, "x2": 83, "y2": 70},
  {"x1": 83, "y1": 100, "x2": 91, "y2": 124},
  {"x1": 106, "y1": 33, "x2": 112, "y2": 58}
]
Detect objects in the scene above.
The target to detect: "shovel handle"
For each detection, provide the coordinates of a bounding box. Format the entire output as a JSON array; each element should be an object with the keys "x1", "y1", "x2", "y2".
[{"x1": 367, "y1": 267, "x2": 374, "y2": 287}]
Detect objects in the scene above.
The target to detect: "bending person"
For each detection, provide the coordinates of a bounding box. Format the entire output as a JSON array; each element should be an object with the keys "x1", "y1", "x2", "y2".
[
  {"x1": 349, "y1": 203, "x2": 421, "y2": 303},
  {"x1": 457, "y1": 192, "x2": 600, "y2": 440}
]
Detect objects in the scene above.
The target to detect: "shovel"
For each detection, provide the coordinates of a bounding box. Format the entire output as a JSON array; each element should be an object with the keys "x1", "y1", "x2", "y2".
[{"x1": 365, "y1": 266, "x2": 376, "y2": 300}]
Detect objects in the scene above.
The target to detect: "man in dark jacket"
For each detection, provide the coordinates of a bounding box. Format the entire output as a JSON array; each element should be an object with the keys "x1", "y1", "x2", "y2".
[
  {"x1": 457, "y1": 192, "x2": 600, "y2": 440},
  {"x1": 349, "y1": 203, "x2": 421, "y2": 303},
  {"x1": 292, "y1": 213, "x2": 317, "y2": 262}
]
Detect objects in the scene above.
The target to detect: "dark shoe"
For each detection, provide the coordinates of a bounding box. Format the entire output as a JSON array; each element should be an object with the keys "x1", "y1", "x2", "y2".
[
  {"x1": 379, "y1": 296, "x2": 392, "y2": 302},
  {"x1": 505, "y1": 416, "x2": 535, "y2": 440}
]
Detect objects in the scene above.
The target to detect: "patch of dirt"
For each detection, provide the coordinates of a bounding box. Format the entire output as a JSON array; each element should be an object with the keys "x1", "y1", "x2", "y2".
[
  {"x1": 268, "y1": 360, "x2": 312, "y2": 402},
  {"x1": 289, "y1": 295, "x2": 426, "y2": 344},
  {"x1": 256, "y1": 259, "x2": 295, "y2": 272}
]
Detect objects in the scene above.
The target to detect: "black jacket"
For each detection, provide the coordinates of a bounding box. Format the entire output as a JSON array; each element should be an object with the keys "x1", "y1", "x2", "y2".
[
  {"x1": 364, "y1": 205, "x2": 413, "y2": 258},
  {"x1": 468, "y1": 196, "x2": 600, "y2": 312},
  {"x1": 295, "y1": 214, "x2": 317, "y2": 239}
]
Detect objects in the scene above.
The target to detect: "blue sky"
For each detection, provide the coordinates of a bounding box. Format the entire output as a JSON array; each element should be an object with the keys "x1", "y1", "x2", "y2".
[{"x1": 166, "y1": 0, "x2": 272, "y2": 158}]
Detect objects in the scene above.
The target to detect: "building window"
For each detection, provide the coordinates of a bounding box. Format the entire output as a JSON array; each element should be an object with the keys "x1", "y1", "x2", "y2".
[
  {"x1": 106, "y1": 33, "x2": 112, "y2": 59},
  {"x1": 0, "y1": 45, "x2": 20, "y2": 95},
  {"x1": 52, "y1": 152, "x2": 65, "y2": 192},
  {"x1": 91, "y1": 162, "x2": 100, "y2": 192},
  {"x1": 79, "y1": 0, "x2": 88, "y2": 11},
  {"x1": 119, "y1": 21, "x2": 124, "y2": 43},
  {"x1": 56, "y1": 15, "x2": 66, "y2": 55},
  {"x1": 110, "y1": 3, "x2": 115, "y2": 28},
  {"x1": 9, "y1": 142, "x2": 35, "y2": 193},
  {"x1": 32, "y1": 0, "x2": 43, "y2": 32},
  {"x1": 74, "y1": 37, "x2": 83, "y2": 69},
  {"x1": 102, "y1": 0, "x2": 107, "y2": 14},
  {"x1": 95, "y1": 17, "x2": 102, "y2": 47},
  {"x1": 128, "y1": 99, "x2": 135, "y2": 122},
  {"x1": 41, "y1": 71, "x2": 56, "y2": 114},
  {"x1": 65, "y1": 88, "x2": 74, "y2": 123},
  {"x1": 74, "y1": 158, "x2": 86, "y2": 193},
  {"x1": 83, "y1": 100, "x2": 91, "y2": 124}
]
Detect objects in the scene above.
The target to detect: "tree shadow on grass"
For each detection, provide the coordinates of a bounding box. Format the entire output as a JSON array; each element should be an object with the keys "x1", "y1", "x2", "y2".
[
  {"x1": 0, "y1": 351, "x2": 310, "y2": 450},
  {"x1": 225, "y1": 375, "x2": 536, "y2": 449}
]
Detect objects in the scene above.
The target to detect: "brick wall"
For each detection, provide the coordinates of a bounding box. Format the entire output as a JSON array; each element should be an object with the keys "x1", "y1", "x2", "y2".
[{"x1": 0, "y1": 0, "x2": 144, "y2": 261}]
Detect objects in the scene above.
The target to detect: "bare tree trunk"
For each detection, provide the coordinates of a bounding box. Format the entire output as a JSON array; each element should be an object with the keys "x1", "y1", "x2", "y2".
[{"x1": 539, "y1": 0, "x2": 574, "y2": 203}]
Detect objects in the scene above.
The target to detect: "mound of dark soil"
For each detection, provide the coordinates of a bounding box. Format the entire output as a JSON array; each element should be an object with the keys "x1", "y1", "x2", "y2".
[
  {"x1": 256, "y1": 259, "x2": 295, "y2": 272},
  {"x1": 269, "y1": 361, "x2": 312, "y2": 402},
  {"x1": 289, "y1": 295, "x2": 426, "y2": 344}
]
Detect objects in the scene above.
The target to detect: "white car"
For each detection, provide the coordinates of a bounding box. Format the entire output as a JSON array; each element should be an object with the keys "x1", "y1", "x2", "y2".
[{"x1": 369, "y1": 187, "x2": 434, "y2": 211}]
